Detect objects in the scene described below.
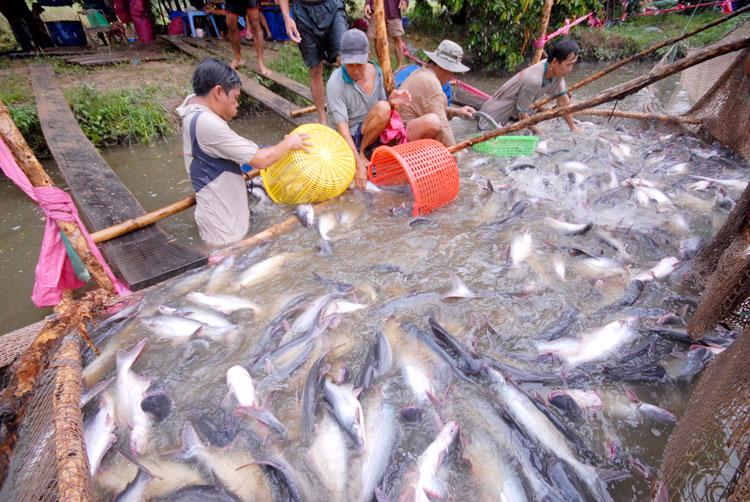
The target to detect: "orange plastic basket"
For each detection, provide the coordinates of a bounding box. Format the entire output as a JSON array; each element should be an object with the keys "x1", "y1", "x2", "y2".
[{"x1": 367, "y1": 139, "x2": 459, "y2": 216}]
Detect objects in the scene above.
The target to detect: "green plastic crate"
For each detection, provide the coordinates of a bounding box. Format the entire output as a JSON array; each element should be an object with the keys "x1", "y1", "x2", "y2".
[{"x1": 471, "y1": 135, "x2": 539, "y2": 157}]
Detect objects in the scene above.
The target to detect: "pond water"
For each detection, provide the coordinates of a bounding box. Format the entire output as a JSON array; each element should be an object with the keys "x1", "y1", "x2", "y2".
[{"x1": 0, "y1": 60, "x2": 746, "y2": 502}]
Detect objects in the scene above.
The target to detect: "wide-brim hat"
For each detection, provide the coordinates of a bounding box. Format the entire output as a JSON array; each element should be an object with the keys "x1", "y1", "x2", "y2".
[{"x1": 425, "y1": 40, "x2": 470, "y2": 73}]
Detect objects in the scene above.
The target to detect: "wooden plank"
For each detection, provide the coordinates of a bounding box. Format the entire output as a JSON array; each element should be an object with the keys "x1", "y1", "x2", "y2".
[
  {"x1": 162, "y1": 36, "x2": 312, "y2": 126},
  {"x1": 65, "y1": 54, "x2": 168, "y2": 66},
  {"x1": 30, "y1": 63, "x2": 206, "y2": 290},
  {"x1": 181, "y1": 36, "x2": 313, "y2": 102}
]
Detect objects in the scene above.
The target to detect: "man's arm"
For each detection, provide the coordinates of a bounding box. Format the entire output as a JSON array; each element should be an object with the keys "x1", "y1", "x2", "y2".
[
  {"x1": 556, "y1": 93, "x2": 579, "y2": 133},
  {"x1": 248, "y1": 133, "x2": 312, "y2": 170},
  {"x1": 447, "y1": 105, "x2": 475, "y2": 120},
  {"x1": 278, "y1": 0, "x2": 301, "y2": 43}
]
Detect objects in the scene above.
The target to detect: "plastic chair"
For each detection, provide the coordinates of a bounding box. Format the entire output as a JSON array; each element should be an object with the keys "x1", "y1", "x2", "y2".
[
  {"x1": 79, "y1": 9, "x2": 111, "y2": 45},
  {"x1": 179, "y1": 10, "x2": 220, "y2": 37}
]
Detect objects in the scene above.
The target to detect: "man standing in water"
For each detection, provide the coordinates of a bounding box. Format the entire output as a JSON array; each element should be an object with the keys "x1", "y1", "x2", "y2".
[
  {"x1": 177, "y1": 59, "x2": 311, "y2": 246},
  {"x1": 478, "y1": 38, "x2": 581, "y2": 134},
  {"x1": 225, "y1": 0, "x2": 271, "y2": 74},
  {"x1": 279, "y1": 0, "x2": 348, "y2": 124}
]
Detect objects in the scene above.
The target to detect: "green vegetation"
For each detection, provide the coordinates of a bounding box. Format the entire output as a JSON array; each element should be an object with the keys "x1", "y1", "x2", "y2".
[
  {"x1": 409, "y1": 0, "x2": 598, "y2": 71},
  {"x1": 575, "y1": 11, "x2": 746, "y2": 61},
  {"x1": 66, "y1": 85, "x2": 174, "y2": 147},
  {"x1": 0, "y1": 71, "x2": 46, "y2": 155},
  {"x1": 267, "y1": 44, "x2": 309, "y2": 84}
]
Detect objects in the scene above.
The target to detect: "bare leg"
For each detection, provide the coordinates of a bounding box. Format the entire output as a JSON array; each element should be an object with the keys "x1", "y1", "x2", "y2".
[
  {"x1": 392, "y1": 36, "x2": 404, "y2": 67},
  {"x1": 406, "y1": 113, "x2": 440, "y2": 141},
  {"x1": 247, "y1": 8, "x2": 269, "y2": 76},
  {"x1": 309, "y1": 63, "x2": 326, "y2": 124},
  {"x1": 358, "y1": 101, "x2": 391, "y2": 158},
  {"x1": 259, "y1": 10, "x2": 271, "y2": 39},
  {"x1": 226, "y1": 13, "x2": 242, "y2": 69}
]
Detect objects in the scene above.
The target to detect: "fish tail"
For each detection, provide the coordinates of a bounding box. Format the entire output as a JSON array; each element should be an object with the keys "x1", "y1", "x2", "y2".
[
  {"x1": 116, "y1": 339, "x2": 146, "y2": 373},
  {"x1": 179, "y1": 421, "x2": 203, "y2": 459}
]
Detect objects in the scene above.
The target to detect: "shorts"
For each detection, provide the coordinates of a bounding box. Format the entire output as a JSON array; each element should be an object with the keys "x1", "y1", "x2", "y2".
[
  {"x1": 367, "y1": 17, "x2": 405, "y2": 39},
  {"x1": 293, "y1": 0, "x2": 348, "y2": 68},
  {"x1": 353, "y1": 123, "x2": 381, "y2": 160},
  {"x1": 225, "y1": 0, "x2": 259, "y2": 16}
]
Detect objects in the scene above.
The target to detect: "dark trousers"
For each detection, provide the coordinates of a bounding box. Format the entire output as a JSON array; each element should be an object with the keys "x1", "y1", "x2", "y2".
[{"x1": 0, "y1": 0, "x2": 51, "y2": 51}]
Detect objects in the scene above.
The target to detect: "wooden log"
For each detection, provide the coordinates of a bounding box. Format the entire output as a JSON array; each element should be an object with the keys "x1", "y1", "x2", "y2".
[
  {"x1": 577, "y1": 108, "x2": 702, "y2": 125},
  {"x1": 449, "y1": 36, "x2": 750, "y2": 154},
  {"x1": 0, "y1": 99, "x2": 116, "y2": 294},
  {"x1": 532, "y1": 0, "x2": 554, "y2": 65},
  {"x1": 532, "y1": 3, "x2": 750, "y2": 110},
  {"x1": 372, "y1": 0, "x2": 394, "y2": 93},
  {"x1": 0, "y1": 289, "x2": 114, "y2": 486}
]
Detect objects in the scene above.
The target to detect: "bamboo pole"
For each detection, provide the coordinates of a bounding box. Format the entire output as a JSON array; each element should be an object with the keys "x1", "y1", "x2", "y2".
[
  {"x1": 91, "y1": 171, "x2": 261, "y2": 244},
  {"x1": 372, "y1": 0, "x2": 395, "y2": 93},
  {"x1": 577, "y1": 108, "x2": 702, "y2": 125},
  {"x1": 532, "y1": 0, "x2": 554, "y2": 65},
  {"x1": 449, "y1": 35, "x2": 750, "y2": 154},
  {"x1": 532, "y1": 3, "x2": 750, "y2": 110},
  {"x1": 92, "y1": 195, "x2": 196, "y2": 243},
  {"x1": 290, "y1": 104, "x2": 318, "y2": 118},
  {"x1": 0, "y1": 99, "x2": 115, "y2": 294}
]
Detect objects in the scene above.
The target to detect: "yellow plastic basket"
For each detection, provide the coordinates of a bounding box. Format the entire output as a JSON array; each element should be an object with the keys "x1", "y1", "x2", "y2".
[{"x1": 261, "y1": 123, "x2": 355, "y2": 204}]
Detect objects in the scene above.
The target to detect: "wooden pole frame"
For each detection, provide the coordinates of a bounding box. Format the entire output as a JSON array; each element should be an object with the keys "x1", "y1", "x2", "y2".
[
  {"x1": 532, "y1": 3, "x2": 750, "y2": 110},
  {"x1": 449, "y1": 35, "x2": 750, "y2": 154},
  {"x1": 577, "y1": 108, "x2": 702, "y2": 125},
  {"x1": 532, "y1": 0, "x2": 555, "y2": 65},
  {"x1": 0, "y1": 99, "x2": 115, "y2": 294},
  {"x1": 372, "y1": 0, "x2": 395, "y2": 93}
]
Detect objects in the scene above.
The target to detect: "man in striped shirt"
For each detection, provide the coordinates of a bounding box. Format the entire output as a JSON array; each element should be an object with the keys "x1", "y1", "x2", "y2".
[{"x1": 478, "y1": 38, "x2": 581, "y2": 135}]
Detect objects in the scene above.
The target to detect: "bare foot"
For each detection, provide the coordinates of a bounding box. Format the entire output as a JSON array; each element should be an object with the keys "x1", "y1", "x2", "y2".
[
  {"x1": 258, "y1": 63, "x2": 272, "y2": 77},
  {"x1": 317, "y1": 113, "x2": 327, "y2": 125},
  {"x1": 230, "y1": 58, "x2": 243, "y2": 69}
]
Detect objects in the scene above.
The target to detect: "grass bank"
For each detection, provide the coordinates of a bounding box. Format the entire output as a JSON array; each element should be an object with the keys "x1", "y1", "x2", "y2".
[{"x1": 574, "y1": 11, "x2": 746, "y2": 61}]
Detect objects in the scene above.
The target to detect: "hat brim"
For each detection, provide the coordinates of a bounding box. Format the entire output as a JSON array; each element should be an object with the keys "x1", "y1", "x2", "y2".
[
  {"x1": 341, "y1": 53, "x2": 369, "y2": 65},
  {"x1": 425, "y1": 50, "x2": 470, "y2": 73}
]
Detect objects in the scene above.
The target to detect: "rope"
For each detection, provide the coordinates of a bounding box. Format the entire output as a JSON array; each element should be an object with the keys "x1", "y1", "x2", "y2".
[
  {"x1": 532, "y1": 12, "x2": 597, "y2": 49},
  {"x1": 621, "y1": 0, "x2": 734, "y2": 21}
]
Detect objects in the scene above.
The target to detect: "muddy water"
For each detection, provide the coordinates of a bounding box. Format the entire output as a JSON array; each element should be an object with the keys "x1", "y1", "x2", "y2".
[{"x1": 0, "y1": 61, "x2": 745, "y2": 501}]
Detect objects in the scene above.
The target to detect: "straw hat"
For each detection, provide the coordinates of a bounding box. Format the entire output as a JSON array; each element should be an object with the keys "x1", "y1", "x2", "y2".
[{"x1": 425, "y1": 40, "x2": 470, "y2": 73}]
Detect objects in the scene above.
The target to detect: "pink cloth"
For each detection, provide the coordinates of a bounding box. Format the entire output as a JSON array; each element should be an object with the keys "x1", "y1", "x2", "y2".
[
  {"x1": 0, "y1": 137, "x2": 129, "y2": 307},
  {"x1": 379, "y1": 109, "x2": 408, "y2": 146}
]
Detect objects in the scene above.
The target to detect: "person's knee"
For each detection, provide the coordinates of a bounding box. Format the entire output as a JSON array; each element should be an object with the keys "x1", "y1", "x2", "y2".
[
  {"x1": 425, "y1": 113, "x2": 441, "y2": 134},
  {"x1": 372, "y1": 101, "x2": 391, "y2": 123},
  {"x1": 309, "y1": 64, "x2": 323, "y2": 78}
]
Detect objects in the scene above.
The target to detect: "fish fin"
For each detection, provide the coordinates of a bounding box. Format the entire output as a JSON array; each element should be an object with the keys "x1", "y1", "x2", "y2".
[
  {"x1": 622, "y1": 384, "x2": 640, "y2": 403},
  {"x1": 423, "y1": 487, "x2": 444, "y2": 502},
  {"x1": 116, "y1": 339, "x2": 146, "y2": 372},
  {"x1": 116, "y1": 448, "x2": 162, "y2": 480},
  {"x1": 653, "y1": 482, "x2": 671, "y2": 502},
  {"x1": 178, "y1": 421, "x2": 203, "y2": 459},
  {"x1": 597, "y1": 466, "x2": 631, "y2": 483},
  {"x1": 220, "y1": 390, "x2": 233, "y2": 409}
]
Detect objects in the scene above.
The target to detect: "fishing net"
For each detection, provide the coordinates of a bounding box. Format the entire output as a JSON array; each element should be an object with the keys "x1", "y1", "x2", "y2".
[
  {"x1": 644, "y1": 18, "x2": 750, "y2": 159},
  {"x1": 0, "y1": 334, "x2": 91, "y2": 501},
  {"x1": 657, "y1": 326, "x2": 750, "y2": 502}
]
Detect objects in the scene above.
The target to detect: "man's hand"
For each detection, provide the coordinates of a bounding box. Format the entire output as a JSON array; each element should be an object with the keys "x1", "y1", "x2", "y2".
[
  {"x1": 456, "y1": 105, "x2": 475, "y2": 119},
  {"x1": 284, "y1": 132, "x2": 312, "y2": 152},
  {"x1": 387, "y1": 89, "x2": 411, "y2": 108},
  {"x1": 530, "y1": 125, "x2": 542, "y2": 136},
  {"x1": 364, "y1": 4, "x2": 372, "y2": 18},
  {"x1": 283, "y1": 16, "x2": 301, "y2": 43},
  {"x1": 354, "y1": 154, "x2": 368, "y2": 190}
]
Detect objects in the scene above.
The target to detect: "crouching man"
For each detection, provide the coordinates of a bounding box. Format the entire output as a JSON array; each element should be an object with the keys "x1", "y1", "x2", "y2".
[
  {"x1": 326, "y1": 29, "x2": 438, "y2": 190},
  {"x1": 177, "y1": 58, "x2": 311, "y2": 247}
]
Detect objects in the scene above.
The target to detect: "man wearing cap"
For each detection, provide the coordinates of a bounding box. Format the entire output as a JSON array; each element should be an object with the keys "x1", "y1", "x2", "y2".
[
  {"x1": 398, "y1": 40, "x2": 476, "y2": 148},
  {"x1": 279, "y1": 0, "x2": 348, "y2": 124},
  {"x1": 327, "y1": 29, "x2": 440, "y2": 190},
  {"x1": 478, "y1": 38, "x2": 581, "y2": 134}
]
